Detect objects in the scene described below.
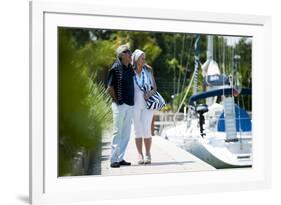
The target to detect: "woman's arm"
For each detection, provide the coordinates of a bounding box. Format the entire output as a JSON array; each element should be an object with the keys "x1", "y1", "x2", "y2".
[
  {"x1": 148, "y1": 66, "x2": 157, "y2": 94},
  {"x1": 144, "y1": 67, "x2": 157, "y2": 99},
  {"x1": 150, "y1": 72, "x2": 157, "y2": 94}
]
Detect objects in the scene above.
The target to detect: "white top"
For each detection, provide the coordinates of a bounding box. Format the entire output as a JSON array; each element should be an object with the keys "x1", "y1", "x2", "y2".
[{"x1": 134, "y1": 69, "x2": 151, "y2": 108}]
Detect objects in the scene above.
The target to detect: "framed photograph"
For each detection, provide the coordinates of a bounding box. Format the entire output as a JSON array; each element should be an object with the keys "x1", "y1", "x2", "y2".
[{"x1": 30, "y1": 0, "x2": 272, "y2": 204}]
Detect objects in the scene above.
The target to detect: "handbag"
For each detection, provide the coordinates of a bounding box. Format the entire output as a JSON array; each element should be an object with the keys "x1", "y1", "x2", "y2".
[
  {"x1": 143, "y1": 85, "x2": 166, "y2": 110},
  {"x1": 145, "y1": 90, "x2": 166, "y2": 110}
]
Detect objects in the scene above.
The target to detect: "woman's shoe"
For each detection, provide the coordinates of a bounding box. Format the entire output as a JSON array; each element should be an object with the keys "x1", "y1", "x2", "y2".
[
  {"x1": 144, "y1": 155, "x2": 151, "y2": 164},
  {"x1": 138, "y1": 154, "x2": 144, "y2": 164}
]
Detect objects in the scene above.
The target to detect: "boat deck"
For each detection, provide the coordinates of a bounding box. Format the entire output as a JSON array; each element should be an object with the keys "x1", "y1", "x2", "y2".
[{"x1": 95, "y1": 133, "x2": 215, "y2": 176}]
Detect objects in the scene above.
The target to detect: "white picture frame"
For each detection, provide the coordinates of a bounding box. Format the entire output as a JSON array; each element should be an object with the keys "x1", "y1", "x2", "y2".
[{"x1": 30, "y1": 0, "x2": 272, "y2": 204}]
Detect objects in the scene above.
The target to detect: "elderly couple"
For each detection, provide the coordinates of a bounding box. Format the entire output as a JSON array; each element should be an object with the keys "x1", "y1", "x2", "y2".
[{"x1": 106, "y1": 44, "x2": 157, "y2": 168}]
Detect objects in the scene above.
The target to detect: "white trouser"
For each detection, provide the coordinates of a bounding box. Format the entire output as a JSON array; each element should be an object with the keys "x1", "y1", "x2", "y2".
[
  {"x1": 133, "y1": 106, "x2": 154, "y2": 139},
  {"x1": 111, "y1": 103, "x2": 133, "y2": 163}
]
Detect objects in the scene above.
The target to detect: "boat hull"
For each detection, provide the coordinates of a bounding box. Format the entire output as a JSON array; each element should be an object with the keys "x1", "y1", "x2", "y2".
[
  {"x1": 161, "y1": 124, "x2": 252, "y2": 169},
  {"x1": 183, "y1": 137, "x2": 252, "y2": 169}
]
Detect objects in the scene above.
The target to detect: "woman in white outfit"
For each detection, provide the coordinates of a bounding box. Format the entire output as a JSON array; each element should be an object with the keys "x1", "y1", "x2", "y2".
[{"x1": 131, "y1": 49, "x2": 157, "y2": 164}]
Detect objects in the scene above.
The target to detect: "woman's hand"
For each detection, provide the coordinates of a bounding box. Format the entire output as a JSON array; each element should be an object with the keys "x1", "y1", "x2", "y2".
[
  {"x1": 144, "y1": 92, "x2": 149, "y2": 100},
  {"x1": 150, "y1": 88, "x2": 157, "y2": 95},
  {"x1": 144, "y1": 89, "x2": 156, "y2": 100}
]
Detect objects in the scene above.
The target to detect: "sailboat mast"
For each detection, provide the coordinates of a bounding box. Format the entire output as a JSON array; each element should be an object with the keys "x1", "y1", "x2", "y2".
[{"x1": 207, "y1": 35, "x2": 213, "y2": 60}]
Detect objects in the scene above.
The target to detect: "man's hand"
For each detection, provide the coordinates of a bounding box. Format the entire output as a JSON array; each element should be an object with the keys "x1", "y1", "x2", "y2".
[{"x1": 107, "y1": 86, "x2": 117, "y2": 103}]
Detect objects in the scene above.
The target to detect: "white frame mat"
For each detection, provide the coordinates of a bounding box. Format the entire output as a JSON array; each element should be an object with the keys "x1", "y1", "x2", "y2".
[{"x1": 30, "y1": 0, "x2": 272, "y2": 204}]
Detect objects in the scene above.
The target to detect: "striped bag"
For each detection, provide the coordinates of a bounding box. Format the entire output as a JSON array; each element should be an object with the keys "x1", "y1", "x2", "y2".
[
  {"x1": 145, "y1": 91, "x2": 166, "y2": 110},
  {"x1": 143, "y1": 86, "x2": 166, "y2": 110}
]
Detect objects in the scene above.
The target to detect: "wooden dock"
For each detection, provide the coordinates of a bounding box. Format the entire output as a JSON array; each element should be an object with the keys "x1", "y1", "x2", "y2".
[{"x1": 95, "y1": 133, "x2": 215, "y2": 176}]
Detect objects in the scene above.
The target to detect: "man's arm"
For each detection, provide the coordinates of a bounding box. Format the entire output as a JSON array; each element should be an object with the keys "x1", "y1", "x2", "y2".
[
  {"x1": 107, "y1": 86, "x2": 117, "y2": 103},
  {"x1": 106, "y1": 68, "x2": 118, "y2": 103}
]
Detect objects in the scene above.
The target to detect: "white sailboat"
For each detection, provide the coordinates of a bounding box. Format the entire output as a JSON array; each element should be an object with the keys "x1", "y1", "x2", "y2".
[{"x1": 161, "y1": 35, "x2": 252, "y2": 169}]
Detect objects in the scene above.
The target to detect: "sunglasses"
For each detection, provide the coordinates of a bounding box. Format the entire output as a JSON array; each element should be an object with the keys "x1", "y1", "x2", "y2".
[{"x1": 122, "y1": 49, "x2": 131, "y2": 54}]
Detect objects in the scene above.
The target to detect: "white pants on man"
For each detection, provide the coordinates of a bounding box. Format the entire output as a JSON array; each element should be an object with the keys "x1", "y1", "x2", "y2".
[{"x1": 111, "y1": 103, "x2": 133, "y2": 163}]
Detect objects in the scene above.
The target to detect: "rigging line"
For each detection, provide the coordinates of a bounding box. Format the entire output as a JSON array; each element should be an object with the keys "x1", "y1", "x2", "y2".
[
  {"x1": 222, "y1": 38, "x2": 225, "y2": 75},
  {"x1": 176, "y1": 34, "x2": 186, "y2": 96},
  {"x1": 173, "y1": 68, "x2": 196, "y2": 122},
  {"x1": 193, "y1": 34, "x2": 200, "y2": 95},
  {"x1": 222, "y1": 37, "x2": 226, "y2": 77},
  {"x1": 173, "y1": 36, "x2": 176, "y2": 96},
  {"x1": 180, "y1": 34, "x2": 186, "y2": 66},
  {"x1": 180, "y1": 36, "x2": 194, "y2": 100},
  {"x1": 234, "y1": 53, "x2": 243, "y2": 145},
  {"x1": 222, "y1": 37, "x2": 225, "y2": 102},
  {"x1": 218, "y1": 37, "x2": 221, "y2": 71},
  {"x1": 213, "y1": 35, "x2": 216, "y2": 62},
  {"x1": 237, "y1": 73, "x2": 243, "y2": 147},
  {"x1": 174, "y1": 35, "x2": 199, "y2": 121},
  {"x1": 231, "y1": 38, "x2": 243, "y2": 143}
]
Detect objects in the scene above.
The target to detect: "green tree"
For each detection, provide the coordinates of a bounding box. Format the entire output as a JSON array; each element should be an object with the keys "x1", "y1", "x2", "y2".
[{"x1": 59, "y1": 28, "x2": 111, "y2": 176}]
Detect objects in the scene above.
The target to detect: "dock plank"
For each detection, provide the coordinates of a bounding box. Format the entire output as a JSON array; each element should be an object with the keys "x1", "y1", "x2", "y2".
[{"x1": 96, "y1": 134, "x2": 215, "y2": 176}]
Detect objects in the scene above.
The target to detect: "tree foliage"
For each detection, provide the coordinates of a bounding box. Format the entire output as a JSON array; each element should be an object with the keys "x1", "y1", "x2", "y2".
[{"x1": 59, "y1": 29, "x2": 111, "y2": 176}]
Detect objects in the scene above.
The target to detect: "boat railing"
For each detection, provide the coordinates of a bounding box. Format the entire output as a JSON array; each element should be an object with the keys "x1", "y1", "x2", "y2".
[
  {"x1": 153, "y1": 108, "x2": 252, "y2": 136},
  {"x1": 153, "y1": 111, "x2": 186, "y2": 135}
]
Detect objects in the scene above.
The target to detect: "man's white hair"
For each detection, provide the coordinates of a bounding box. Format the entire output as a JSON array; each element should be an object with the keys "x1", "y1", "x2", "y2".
[{"x1": 116, "y1": 44, "x2": 130, "y2": 59}]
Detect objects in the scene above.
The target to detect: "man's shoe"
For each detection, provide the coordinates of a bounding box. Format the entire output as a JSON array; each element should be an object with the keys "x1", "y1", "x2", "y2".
[
  {"x1": 110, "y1": 162, "x2": 120, "y2": 168},
  {"x1": 119, "y1": 160, "x2": 131, "y2": 166}
]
